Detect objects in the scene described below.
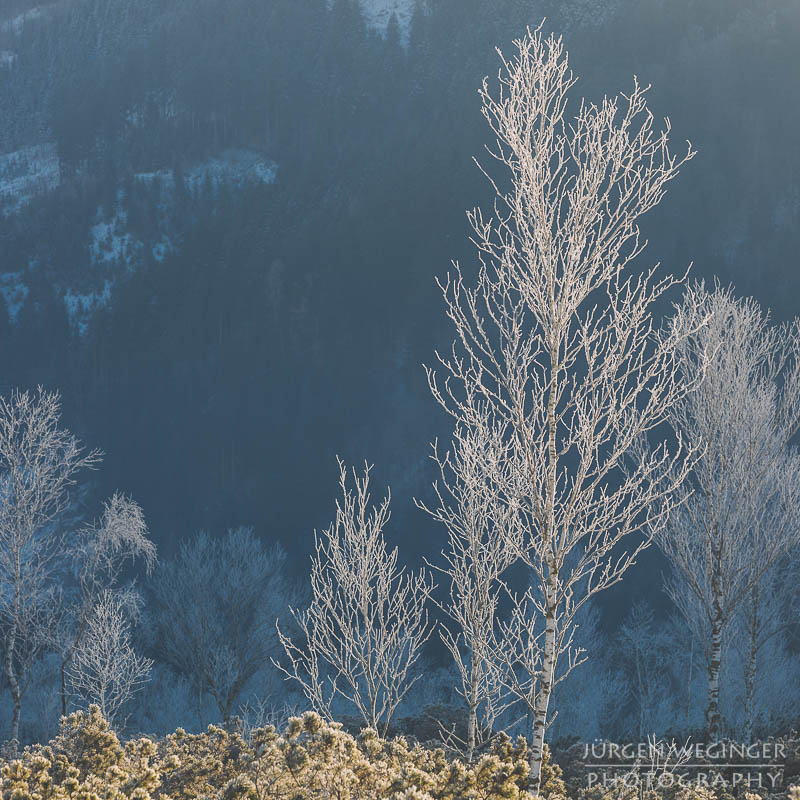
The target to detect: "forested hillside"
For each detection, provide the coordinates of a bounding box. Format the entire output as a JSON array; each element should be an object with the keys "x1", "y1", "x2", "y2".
[{"x1": 0, "y1": 0, "x2": 797, "y2": 664}]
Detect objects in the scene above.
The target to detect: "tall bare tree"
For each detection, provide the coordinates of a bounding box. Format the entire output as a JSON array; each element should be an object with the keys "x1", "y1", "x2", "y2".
[
  {"x1": 276, "y1": 459, "x2": 435, "y2": 737},
  {"x1": 66, "y1": 588, "x2": 153, "y2": 730},
  {"x1": 657, "y1": 282, "x2": 800, "y2": 741},
  {"x1": 0, "y1": 387, "x2": 101, "y2": 742},
  {"x1": 417, "y1": 416, "x2": 521, "y2": 762},
  {"x1": 426, "y1": 24, "x2": 700, "y2": 792},
  {"x1": 58, "y1": 492, "x2": 157, "y2": 717}
]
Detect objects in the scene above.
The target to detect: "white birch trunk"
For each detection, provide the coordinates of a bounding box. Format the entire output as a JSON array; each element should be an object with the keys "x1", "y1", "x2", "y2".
[
  {"x1": 705, "y1": 603, "x2": 723, "y2": 741},
  {"x1": 530, "y1": 574, "x2": 558, "y2": 795},
  {"x1": 466, "y1": 649, "x2": 481, "y2": 763},
  {"x1": 742, "y1": 585, "x2": 759, "y2": 744},
  {"x1": 4, "y1": 617, "x2": 21, "y2": 743}
]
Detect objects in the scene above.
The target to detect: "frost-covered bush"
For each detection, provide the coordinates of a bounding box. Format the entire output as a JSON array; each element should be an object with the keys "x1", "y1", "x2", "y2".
[{"x1": 0, "y1": 704, "x2": 565, "y2": 800}]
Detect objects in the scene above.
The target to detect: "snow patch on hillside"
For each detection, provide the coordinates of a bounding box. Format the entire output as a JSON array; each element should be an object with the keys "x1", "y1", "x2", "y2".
[
  {"x1": 151, "y1": 237, "x2": 173, "y2": 262},
  {"x1": 186, "y1": 149, "x2": 277, "y2": 190},
  {"x1": 0, "y1": 148, "x2": 275, "y2": 333},
  {"x1": 106, "y1": 151, "x2": 275, "y2": 272},
  {"x1": 134, "y1": 168, "x2": 173, "y2": 185},
  {"x1": 360, "y1": 0, "x2": 622, "y2": 36},
  {"x1": 0, "y1": 143, "x2": 60, "y2": 215},
  {"x1": 0, "y1": 4, "x2": 53, "y2": 35},
  {"x1": 64, "y1": 281, "x2": 113, "y2": 335},
  {"x1": 558, "y1": 0, "x2": 624, "y2": 31},
  {"x1": 357, "y1": 0, "x2": 620, "y2": 39},
  {"x1": 359, "y1": 0, "x2": 413, "y2": 32},
  {"x1": 0, "y1": 272, "x2": 28, "y2": 321},
  {"x1": 90, "y1": 205, "x2": 142, "y2": 268},
  {"x1": 136, "y1": 150, "x2": 276, "y2": 193}
]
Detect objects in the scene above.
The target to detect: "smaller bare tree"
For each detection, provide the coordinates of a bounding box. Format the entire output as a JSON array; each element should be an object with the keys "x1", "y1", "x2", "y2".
[
  {"x1": 145, "y1": 527, "x2": 293, "y2": 725},
  {"x1": 58, "y1": 493, "x2": 157, "y2": 716},
  {"x1": 276, "y1": 459, "x2": 435, "y2": 737},
  {"x1": 66, "y1": 588, "x2": 153, "y2": 730},
  {"x1": 0, "y1": 387, "x2": 101, "y2": 742},
  {"x1": 417, "y1": 415, "x2": 521, "y2": 762},
  {"x1": 657, "y1": 282, "x2": 800, "y2": 741}
]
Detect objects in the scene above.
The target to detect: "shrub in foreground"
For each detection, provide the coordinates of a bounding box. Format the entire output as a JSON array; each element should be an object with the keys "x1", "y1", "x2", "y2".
[{"x1": 0, "y1": 705, "x2": 565, "y2": 799}]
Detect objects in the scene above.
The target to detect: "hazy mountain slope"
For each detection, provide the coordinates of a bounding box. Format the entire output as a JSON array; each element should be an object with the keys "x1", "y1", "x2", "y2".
[
  {"x1": 360, "y1": 0, "x2": 413, "y2": 29},
  {"x1": 0, "y1": 0, "x2": 795, "y2": 636}
]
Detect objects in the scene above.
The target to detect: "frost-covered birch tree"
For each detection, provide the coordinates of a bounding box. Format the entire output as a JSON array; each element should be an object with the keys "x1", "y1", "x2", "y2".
[
  {"x1": 66, "y1": 588, "x2": 153, "y2": 729},
  {"x1": 657, "y1": 283, "x2": 800, "y2": 742},
  {"x1": 426, "y1": 25, "x2": 700, "y2": 792},
  {"x1": 58, "y1": 493, "x2": 156, "y2": 717},
  {"x1": 416, "y1": 417, "x2": 520, "y2": 761},
  {"x1": 0, "y1": 387, "x2": 101, "y2": 742},
  {"x1": 276, "y1": 459, "x2": 435, "y2": 737}
]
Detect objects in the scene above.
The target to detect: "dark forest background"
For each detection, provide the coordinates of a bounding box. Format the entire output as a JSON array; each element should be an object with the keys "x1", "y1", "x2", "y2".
[{"x1": 0, "y1": 0, "x2": 798, "y2": 742}]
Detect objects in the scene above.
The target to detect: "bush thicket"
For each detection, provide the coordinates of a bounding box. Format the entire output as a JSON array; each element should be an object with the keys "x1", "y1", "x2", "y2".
[{"x1": 0, "y1": 704, "x2": 567, "y2": 800}]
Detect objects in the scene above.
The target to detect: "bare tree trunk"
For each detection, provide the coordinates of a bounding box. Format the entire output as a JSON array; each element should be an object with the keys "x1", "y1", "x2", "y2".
[
  {"x1": 686, "y1": 637, "x2": 694, "y2": 730},
  {"x1": 61, "y1": 660, "x2": 68, "y2": 717},
  {"x1": 706, "y1": 604, "x2": 724, "y2": 741},
  {"x1": 210, "y1": 685, "x2": 227, "y2": 726},
  {"x1": 60, "y1": 634, "x2": 81, "y2": 716},
  {"x1": 61, "y1": 638, "x2": 80, "y2": 718},
  {"x1": 743, "y1": 651, "x2": 756, "y2": 744},
  {"x1": 8, "y1": 682, "x2": 21, "y2": 744},
  {"x1": 466, "y1": 649, "x2": 480, "y2": 763},
  {"x1": 636, "y1": 652, "x2": 646, "y2": 740},
  {"x1": 529, "y1": 335, "x2": 561, "y2": 794},
  {"x1": 530, "y1": 575, "x2": 558, "y2": 795},
  {"x1": 222, "y1": 698, "x2": 232, "y2": 727},
  {"x1": 4, "y1": 621, "x2": 21, "y2": 743},
  {"x1": 743, "y1": 586, "x2": 759, "y2": 744}
]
